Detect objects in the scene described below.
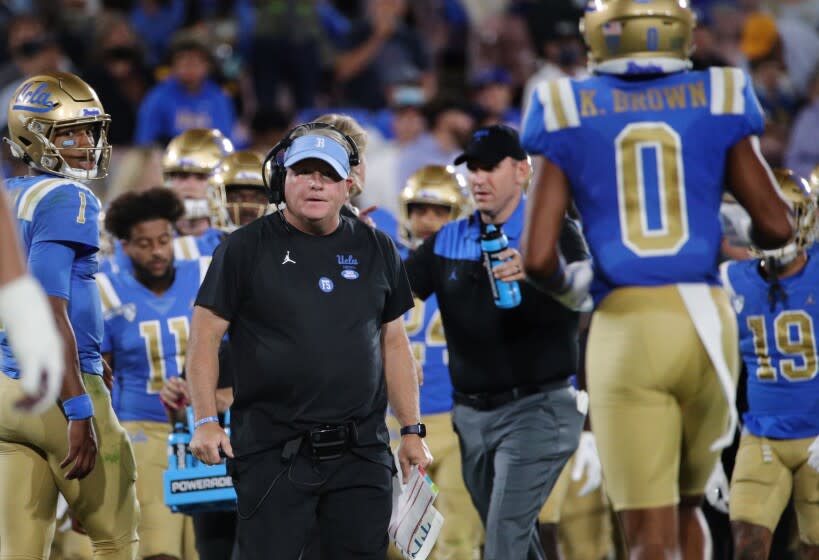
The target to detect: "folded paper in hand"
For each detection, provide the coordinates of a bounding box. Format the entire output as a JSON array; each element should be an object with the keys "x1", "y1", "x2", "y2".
[{"x1": 388, "y1": 460, "x2": 444, "y2": 560}]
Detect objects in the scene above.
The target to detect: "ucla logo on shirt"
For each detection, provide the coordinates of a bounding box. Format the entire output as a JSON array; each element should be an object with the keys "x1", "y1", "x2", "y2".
[
  {"x1": 13, "y1": 82, "x2": 56, "y2": 113},
  {"x1": 337, "y1": 254, "x2": 360, "y2": 280},
  {"x1": 337, "y1": 255, "x2": 359, "y2": 266},
  {"x1": 318, "y1": 277, "x2": 334, "y2": 293}
]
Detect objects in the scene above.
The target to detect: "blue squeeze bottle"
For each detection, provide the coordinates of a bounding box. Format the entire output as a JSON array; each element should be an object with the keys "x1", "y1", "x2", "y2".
[{"x1": 480, "y1": 224, "x2": 521, "y2": 308}]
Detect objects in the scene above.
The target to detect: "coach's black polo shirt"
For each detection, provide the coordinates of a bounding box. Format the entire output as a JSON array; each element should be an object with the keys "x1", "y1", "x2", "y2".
[
  {"x1": 196, "y1": 212, "x2": 414, "y2": 457},
  {"x1": 404, "y1": 198, "x2": 588, "y2": 395}
]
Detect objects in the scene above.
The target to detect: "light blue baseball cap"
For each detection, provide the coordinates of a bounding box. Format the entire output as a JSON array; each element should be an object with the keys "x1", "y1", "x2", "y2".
[{"x1": 283, "y1": 134, "x2": 351, "y2": 179}]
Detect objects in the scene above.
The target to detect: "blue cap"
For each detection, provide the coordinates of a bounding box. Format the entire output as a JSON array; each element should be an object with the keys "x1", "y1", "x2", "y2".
[{"x1": 283, "y1": 134, "x2": 351, "y2": 179}]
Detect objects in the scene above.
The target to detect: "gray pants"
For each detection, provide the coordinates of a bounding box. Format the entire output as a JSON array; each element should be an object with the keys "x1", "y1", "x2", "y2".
[{"x1": 453, "y1": 385, "x2": 585, "y2": 560}]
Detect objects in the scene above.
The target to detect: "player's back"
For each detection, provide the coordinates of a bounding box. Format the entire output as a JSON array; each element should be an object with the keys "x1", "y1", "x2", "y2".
[
  {"x1": 723, "y1": 256, "x2": 819, "y2": 439},
  {"x1": 1, "y1": 174, "x2": 103, "y2": 377},
  {"x1": 98, "y1": 258, "x2": 205, "y2": 421},
  {"x1": 522, "y1": 68, "x2": 764, "y2": 301}
]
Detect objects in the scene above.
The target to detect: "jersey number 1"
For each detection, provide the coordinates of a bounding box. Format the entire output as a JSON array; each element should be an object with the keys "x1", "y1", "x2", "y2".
[{"x1": 139, "y1": 317, "x2": 190, "y2": 393}]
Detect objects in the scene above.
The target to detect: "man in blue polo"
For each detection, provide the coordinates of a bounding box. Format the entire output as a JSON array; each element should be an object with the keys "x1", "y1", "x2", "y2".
[{"x1": 403, "y1": 125, "x2": 589, "y2": 559}]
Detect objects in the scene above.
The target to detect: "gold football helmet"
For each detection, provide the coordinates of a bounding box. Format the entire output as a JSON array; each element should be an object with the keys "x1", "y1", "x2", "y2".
[
  {"x1": 161, "y1": 128, "x2": 234, "y2": 180},
  {"x1": 580, "y1": 0, "x2": 695, "y2": 75},
  {"x1": 162, "y1": 128, "x2": 234, "y2": 229},
  {"x1": 214, "y1": 151, "x2": 269, "y2": 227},
  {"x1": 399, "y1": 165, "x2": 470, "y2": 246},
  {"x1": 755, "y1": 169, "x2": 815, "y2": 265},
  {"x1": 5, "y1": 72, "x2": 111, "y2": 180}
]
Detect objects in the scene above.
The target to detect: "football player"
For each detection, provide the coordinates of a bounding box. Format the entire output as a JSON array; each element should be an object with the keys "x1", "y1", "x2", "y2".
[
  {"x1": 99, "y1": 128, "x2": 233, "y2": 277},
  {"x1": 721, "y1": 169, "x2": 819, "y2": 558},
  {"x1": 520, "y1": 1, "x2": 794, "y2": 557},
  {"x1": 388, "y1": 165, "x2": 483, "y2": 559},
  {"x1": 216, "y1": 150, "x2": 270, "y2": 228},
  {"x1": 98, "y1": 187, "x2": 207, "y2": 560},
  {"x1": 0, "y1": 71, "x2": 139, "y2": 558},
  {"x1": 162, "y1": 128, "x2": 234, "y2": 257},
  {"x1": 0, "y1": 176, "x2": 63, "y2": 413}
]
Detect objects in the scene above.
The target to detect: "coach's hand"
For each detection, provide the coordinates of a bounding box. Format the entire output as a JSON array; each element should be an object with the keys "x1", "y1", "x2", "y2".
[
  {"x1": 397, "y1": 435, "x2": 433, "y2": 484},
  {"x1": 191, "y1": 422, "x2": 233, "y2": 465},
  {"x1": 61, "y1": 419, "x2": 97, "y2": 480}
]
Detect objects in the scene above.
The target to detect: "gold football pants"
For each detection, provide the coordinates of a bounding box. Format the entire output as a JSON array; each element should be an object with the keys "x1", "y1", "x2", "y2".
[{"x1": 0, "y1": 373, "x2": 139, "y2": 559}]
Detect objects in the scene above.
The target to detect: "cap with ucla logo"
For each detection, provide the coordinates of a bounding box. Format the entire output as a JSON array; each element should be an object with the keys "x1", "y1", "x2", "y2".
[{"x1": 283, "y1": 134, "x2": 351, "y2": 180}]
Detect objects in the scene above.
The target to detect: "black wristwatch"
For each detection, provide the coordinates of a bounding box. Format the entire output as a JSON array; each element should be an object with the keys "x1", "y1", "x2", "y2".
[{"x1": 400, "y1": 423, "x2": 427, "y2": 438}]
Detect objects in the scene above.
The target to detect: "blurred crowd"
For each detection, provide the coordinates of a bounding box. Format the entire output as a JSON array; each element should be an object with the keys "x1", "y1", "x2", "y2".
[{"x1": 1, "y1": 0, "x2": 818, "y2": 213}]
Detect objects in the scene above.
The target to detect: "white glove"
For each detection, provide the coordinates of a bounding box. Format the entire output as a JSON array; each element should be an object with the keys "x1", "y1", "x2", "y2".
[
  {"x1": 0, "y1": 274, "x2": 64, "y2": 414},
  {"x1": 704, "y1": 461, "x2": 730, "y2": 514},
  {"x1": 571, "y1": 431, "x2": 602, "y2": 497},
  {"x1": 807, "y1": 436, "x2": 819, "y2": 472},
  {"x1": 550, "y1": 260, "x2": 593, "y2": 312}
]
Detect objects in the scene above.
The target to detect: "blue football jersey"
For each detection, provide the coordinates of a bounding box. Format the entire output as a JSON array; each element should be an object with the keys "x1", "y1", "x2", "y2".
[
  {"x1": 521, "y1": 68, "x2": 765, "y2": 302},
  {"x1": 1, "y1": 174, "x2": 103, "y2": 377},
  {"x1": 174, "y1": 228, "x2": 224, "y2": 260},
  {"x1": 404, "y1": 295, "x2": 452, "y2": 415},
  {"x1": 97, "y1": 258, "x2": 210, "y2": 421},
  {"x1": 722, "y1": 257, "x2": 819, "y2": 439}
]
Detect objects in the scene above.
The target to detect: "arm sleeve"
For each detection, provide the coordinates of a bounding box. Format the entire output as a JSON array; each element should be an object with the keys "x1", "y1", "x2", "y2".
[
  {"x1": 29, "y1": 184, "x2": 100, "y2": 253},
  {"x1": 28, "y1": 241, "x2": 75, "y2": 300},
  {"x1": 737, "y1": 71, "x2": 766, "y2": 140},
  {"x1": 520, "y1": 84, "x2": 570, "y2": 170},
  {"x1": 194, "y1": 232, "x2": 249, "y2": 321},
  {"x1": 403, "y1": 233, "x2": 437, "y2": 300},
  {"x1": 559, "y1": 218, "x2": 591, "y2": 264},
  {"x1": 378, "y1": 232, "x2": 415, "y2": 323}
]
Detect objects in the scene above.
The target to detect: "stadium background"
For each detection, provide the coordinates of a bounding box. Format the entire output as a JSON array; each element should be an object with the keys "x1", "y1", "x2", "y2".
[{"x1": 1, "y1": 0, "x2": 818, "y2": 558}]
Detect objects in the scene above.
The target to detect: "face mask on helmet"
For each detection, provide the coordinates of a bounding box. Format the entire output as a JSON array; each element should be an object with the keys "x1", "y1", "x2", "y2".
[
  {"x1": 5, "y1": 72, "x2": 112, "y2": 180},
  {"x1": 753, "y1": 169, "x2": 816, "y2": 268},
  {"x1": 213, "y1": 151, "x2": 269, "y2": 229},
  {"x1": 580, "y1": 0, "x2": 695, "y2": 76}
]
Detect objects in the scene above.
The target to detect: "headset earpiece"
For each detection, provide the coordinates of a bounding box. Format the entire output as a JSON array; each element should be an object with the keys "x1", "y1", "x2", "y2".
[
  {"x1": 261, "y1": 122, "x2": 360, "y2": 206},
  {"x1": 262, "y1": 137, "x2": 291, "y2": 204}
]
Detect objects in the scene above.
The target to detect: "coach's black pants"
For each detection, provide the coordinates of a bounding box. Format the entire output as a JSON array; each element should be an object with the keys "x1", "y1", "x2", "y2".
[
  {"x1": 193, "y1": 510, "x2": 238, "y2": 560},
  {"x1": 230, "y1": 446, "x2": 392, "y2": 560}
]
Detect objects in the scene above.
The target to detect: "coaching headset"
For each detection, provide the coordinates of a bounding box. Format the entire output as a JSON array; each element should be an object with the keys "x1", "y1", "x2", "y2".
[{"x1": 261, "y1": 122, "x2": 360, "y2": 205}]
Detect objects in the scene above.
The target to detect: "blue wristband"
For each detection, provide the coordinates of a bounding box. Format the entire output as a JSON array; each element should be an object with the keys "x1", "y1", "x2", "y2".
[
  {"x1": 194, "y1": 416, "x2": 220, "y2": 429},
  {"x1": 63, "y1": 394, "x2": 94, "y2": 420}
]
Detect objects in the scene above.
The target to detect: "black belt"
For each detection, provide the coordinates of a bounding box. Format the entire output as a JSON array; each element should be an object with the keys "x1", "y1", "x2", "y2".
[{"x1": 453, "y1": 379, "x2": 569, "y2": 411}]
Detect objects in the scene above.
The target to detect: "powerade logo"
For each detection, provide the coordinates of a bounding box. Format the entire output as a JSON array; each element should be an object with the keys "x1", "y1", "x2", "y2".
[
  {"x1": 170, "y1": 476, "x2": 234, "y2": 494},
  {"x1": 13, "y1": 82, "x2": 56, "y2": 113}
]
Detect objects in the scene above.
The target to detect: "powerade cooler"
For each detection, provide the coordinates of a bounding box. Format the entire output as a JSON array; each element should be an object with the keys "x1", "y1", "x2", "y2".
[{"x1": 163, "y1": 408, "x2": 237, "y2": 512}]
